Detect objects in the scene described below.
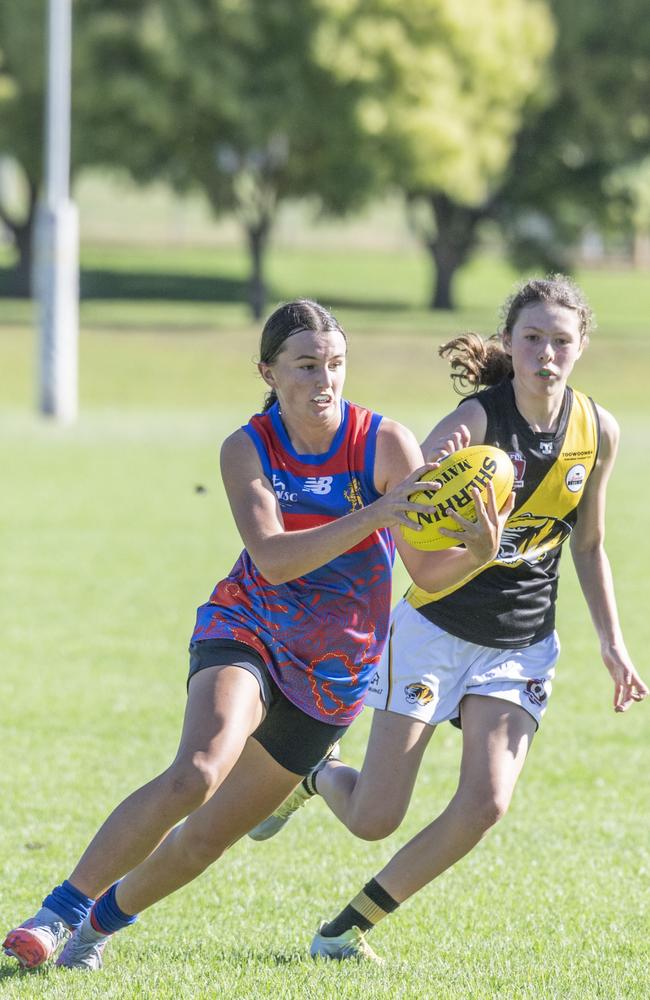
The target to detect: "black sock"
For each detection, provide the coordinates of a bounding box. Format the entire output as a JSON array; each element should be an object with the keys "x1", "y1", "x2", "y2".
[{"x1": 320, "y1": 877, "x2": 400, "y2": 937}]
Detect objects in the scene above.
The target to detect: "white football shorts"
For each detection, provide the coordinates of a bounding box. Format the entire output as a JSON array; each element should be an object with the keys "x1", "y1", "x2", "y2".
[{"x1": 365, "y1": 598, "x2": 560, "y2": 728}]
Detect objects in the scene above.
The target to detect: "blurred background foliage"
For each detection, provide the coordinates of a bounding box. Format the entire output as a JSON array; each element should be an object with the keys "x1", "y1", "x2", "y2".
[{"x1": 0, "y1": 0, "x2": 649, "y2": 315}]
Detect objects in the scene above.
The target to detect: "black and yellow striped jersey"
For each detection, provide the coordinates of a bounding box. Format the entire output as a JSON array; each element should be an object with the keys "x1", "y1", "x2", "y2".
[{"x1": 406, "y1": 377, "x2": 600, "y2": 648}]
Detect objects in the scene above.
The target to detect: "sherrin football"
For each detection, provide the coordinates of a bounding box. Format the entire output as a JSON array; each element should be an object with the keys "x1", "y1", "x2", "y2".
[{"x1": 400, "y1": 445, "x2": 515, "y2": 551}]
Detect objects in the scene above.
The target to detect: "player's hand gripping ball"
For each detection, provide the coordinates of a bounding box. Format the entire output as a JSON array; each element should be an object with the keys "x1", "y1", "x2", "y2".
[{"x1": 400, "y1": 445, "x2": 515, "y2": 551}]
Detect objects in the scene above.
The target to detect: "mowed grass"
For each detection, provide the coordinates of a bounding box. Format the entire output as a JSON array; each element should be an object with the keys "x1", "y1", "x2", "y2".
[{"x1": 1, "y1": 249, "x2": 649, "y2": 999}]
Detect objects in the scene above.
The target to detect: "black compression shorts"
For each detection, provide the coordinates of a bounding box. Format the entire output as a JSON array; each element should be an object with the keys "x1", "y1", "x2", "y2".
[{"x1": 188, "y1": 638, "x2": 348, "y2": 776}]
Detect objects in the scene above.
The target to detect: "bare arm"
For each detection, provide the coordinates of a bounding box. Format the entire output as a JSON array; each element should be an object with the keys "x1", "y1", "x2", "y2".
[
  {"x1": 375, "y1": 420, "x2": 512, "y2": 594},
  {"x1": 221, "y1": 425, "x2": 443, "y2": 585},
  {"x1": 420, "y1": 398, "x2": 487, "y2": 459},
  {"x1": 570, "y1": 406, "x2": 648, "y2": 712},
  {"x1": 393, "y1": 484, "x2": 514, "y2": 593}
]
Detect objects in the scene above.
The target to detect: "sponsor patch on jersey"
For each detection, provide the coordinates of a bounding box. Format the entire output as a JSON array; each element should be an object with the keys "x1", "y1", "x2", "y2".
[
  {"x1": 539, "y1": 439, "x2": 554, "y2": 456},
  {"x1": 565, "y1": 463, "x2": 586, "y2": 493},
  {"x1": 508, "y1": 451, "x2": 527, "y2": 489},
  {"x1": 273, "y1": 473, "x2": 298, "y2": 503},
  {"x1": 368, "y1": 671, "x2": 383, "y2": 696},
  {"x1": 525, "y1": 678, "x2": 547, "y2": 707},
  {"x1": 404, "y1": 682, "x2": 434, "y2": 705}
]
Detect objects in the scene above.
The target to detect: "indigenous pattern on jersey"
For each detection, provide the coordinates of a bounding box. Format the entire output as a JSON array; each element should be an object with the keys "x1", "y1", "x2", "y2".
[
  {"x1": 406, "y1": 378, "x2": 600, "y2": 648},
  {"x1": 192, "y1": 400, "x2": 395, "y2": 724}
]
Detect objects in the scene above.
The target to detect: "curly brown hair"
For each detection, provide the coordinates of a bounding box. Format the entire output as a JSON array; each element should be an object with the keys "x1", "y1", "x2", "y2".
[{"x1": 439, "y1": 275, "x2": 595, "y2": 395}]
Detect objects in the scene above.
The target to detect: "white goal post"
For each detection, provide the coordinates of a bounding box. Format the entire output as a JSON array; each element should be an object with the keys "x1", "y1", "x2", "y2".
[{"x1": 35, "y1": 0, "x2": 79, "y2": 423}]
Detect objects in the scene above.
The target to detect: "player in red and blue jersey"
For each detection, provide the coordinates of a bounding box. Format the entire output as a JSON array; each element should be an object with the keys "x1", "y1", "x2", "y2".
[
  {"x1": 193, "y1": 398, "x2": 397, "y2": 724},
  {"x1": 4, "y1": 299, "x2": 508, "y2": 972}
]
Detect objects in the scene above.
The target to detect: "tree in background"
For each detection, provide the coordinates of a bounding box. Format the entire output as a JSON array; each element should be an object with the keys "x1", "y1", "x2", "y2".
[
  {"x1": 154, "y1": 0, "x2": 379, "y2": 317},
  {"x1": 314, "y1": 0, "x2": 554, "y2": 308},
  {"x1": 3, "y1": 0, "x2": 649, "y2": 309},
  {"x1": 0, "y1": 0, "x2": 166, "y2": 296},
  {"x1": 605, "y1": 159, "x2": 650, "y2": 268},
  {"x1": 495, "y1": 0, "x2": 650, "y2": 275},
  {"x1": 0, "y1": 0, "x2": 45, "y2": 295},
  {"x1": 1, "y1": 0, "x2": 382, "y2": 313}
]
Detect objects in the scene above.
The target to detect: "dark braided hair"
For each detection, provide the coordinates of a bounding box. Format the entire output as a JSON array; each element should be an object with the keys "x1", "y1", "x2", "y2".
[
  {"x1": 439, "y1": 274, "x2": 595, "y2": 396},
  {"x1": 259, "y1": 299, "x2": 346, "y2": 411}
]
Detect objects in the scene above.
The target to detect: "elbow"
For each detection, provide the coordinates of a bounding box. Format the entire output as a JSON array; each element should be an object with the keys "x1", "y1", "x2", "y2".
[
  {"x1": 570, "y1": 538, "x2": 605, "y2": 561},
  {"x1": 404, "y1": 550, "x2": 479, "y2": 594},
  {"x1": 264, "y1": 570, "x2": 293, "y2": 586},
  {"x1": 408, "y1": 562, "x2": 447, "y2": 592},
  {"x1": 247, "y1": 542, "x2": 300, "y2": 586},
  {"x1": 401, "y1": 554, "x2": 441, "y2": 593},
  {"x1": 255, "y1": 563, "x2": 288, "y2": 586},
  {"x1": 250, "y1": 556, "x2": 293, "y2": 586},
  {"x1": 409, "y1": 568, "x2": 435, "y2": 592}
]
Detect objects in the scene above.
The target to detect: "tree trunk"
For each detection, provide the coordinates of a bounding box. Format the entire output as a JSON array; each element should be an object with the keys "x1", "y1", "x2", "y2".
[
  {"x1": 246, "y1": 217, "x2": 271, "y2": 320},
  {"x1": 430, "y1": 244, "x2": 458, "y2": 310},
  {"x1": 426, "y1": 193, "x2": 487, "y2": 311},
  {"x1": 12, "y1": 221, "x2": 33, "y2": 297},
  {"x1": 0, "y1": 178, "x2": 38, "y2": 298}
]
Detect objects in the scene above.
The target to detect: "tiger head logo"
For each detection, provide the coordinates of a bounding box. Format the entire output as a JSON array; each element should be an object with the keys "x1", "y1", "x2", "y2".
[
  {"x1": 497, "y1": 511, "x2": 572, "y2": 567},
  {"x1": 404, "y1": 682, "x2": 434, "y2": 705}
]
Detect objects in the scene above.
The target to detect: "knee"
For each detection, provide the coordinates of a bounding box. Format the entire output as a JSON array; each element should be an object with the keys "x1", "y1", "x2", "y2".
[
  {"x1": 164, "y1": 753, "x2": 223, "y2": 810},
  {"x1": 175, "y1": 823, "x2": 227, "y2": 875},
  {"x1": 347, "y1": 805, "x2": 405, "y2": 842},
  {"x1": 462, "y1": 787, "x2": 512, "y2": 834}
]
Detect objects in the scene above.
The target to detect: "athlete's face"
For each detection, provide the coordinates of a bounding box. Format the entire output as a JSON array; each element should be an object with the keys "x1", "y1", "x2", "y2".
[
  {"x1": 259, "y1": 327, "x2": 347, "y2": 431},
  {"x1": 504, "y1": 302, "x2": 585, "y2": 397}
]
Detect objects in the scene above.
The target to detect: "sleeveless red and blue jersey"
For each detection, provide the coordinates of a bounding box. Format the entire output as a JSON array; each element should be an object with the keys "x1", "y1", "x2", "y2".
[{"x1": 191, "y1": 400, "x2": 395, "y2": 725}]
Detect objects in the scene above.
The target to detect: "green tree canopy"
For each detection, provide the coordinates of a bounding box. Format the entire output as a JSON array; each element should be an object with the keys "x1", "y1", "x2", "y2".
[
  {"x1": 0, "y1": 0, "x2": 47, "y2": 291},
  {"x1": 314, "y1": 0, "x2": 554, "y2": 307},
  {"x1": 495, "y1": 0, "x2": 650, "y2": 274},
  {"x1": 151, "y1": 0, "x2": 381, "y2": 315},
  {"x1": 0, "y1": 0, "x2": 166, "y2": 294}
]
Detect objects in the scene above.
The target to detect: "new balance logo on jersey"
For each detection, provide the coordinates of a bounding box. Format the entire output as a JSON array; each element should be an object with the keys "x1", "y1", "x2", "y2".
[{"x1": 302, "y1": 476, "x2": 333, "y2": 495}]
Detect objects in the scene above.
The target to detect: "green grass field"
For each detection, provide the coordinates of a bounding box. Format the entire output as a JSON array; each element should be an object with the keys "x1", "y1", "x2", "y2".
[{"x1": 1, "y1": 248, "x2": 649, "y2": 999}]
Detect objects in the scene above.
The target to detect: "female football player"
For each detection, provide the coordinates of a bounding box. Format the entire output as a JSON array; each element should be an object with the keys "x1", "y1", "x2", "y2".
[
  {"x1": 3, "y1": 299, "x2": 508, "y2": 971},
  {"x1": 249, "y1": 276, "x2": 647, "y2": 962}
]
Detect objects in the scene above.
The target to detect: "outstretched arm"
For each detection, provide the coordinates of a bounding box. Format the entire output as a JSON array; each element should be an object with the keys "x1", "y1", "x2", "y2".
[{"x1": 570, "y1": 406, "x2": 648, "y2": 712}]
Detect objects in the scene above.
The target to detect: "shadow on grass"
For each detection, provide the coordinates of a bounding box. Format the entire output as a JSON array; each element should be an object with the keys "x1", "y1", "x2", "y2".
[
  {"x1": 0, "y1": 266, "x2": 416, "y2": 311},
  {"x1": 81, "y1": 269, "x2": 249, "y2": 302},
  {"x1": 310, "y1": 295, "x2": 412, "y2": 312},
  {"x1": 0, "y1": 266, "x2": 248, "y2": 303},
  {"x1": 0, "y1": 961, "x2": 52, "y2": 981}
]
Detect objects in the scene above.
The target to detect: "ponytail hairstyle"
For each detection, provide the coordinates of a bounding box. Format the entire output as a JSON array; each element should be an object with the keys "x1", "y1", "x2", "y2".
[
  {"x1": 258, "y1": 299, "x2": 346, "y2": 411},
  {"x1": 439, "y1": 274, "x2": 595, "y2": 396}
]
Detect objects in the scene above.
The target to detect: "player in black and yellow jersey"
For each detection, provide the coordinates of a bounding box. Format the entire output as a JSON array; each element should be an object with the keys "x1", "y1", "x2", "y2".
[{"x1": 248, "y1": 275, "x2": 647, "y2": 963}]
